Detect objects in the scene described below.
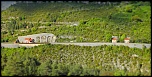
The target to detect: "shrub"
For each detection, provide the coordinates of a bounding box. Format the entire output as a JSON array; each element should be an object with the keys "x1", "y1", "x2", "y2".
[
  {"x1": 114, "y1": 70, "x2": 126, "y2": 76},
  {"x1": 131, "y1": 15, "x2": 142, "y2": 22}
]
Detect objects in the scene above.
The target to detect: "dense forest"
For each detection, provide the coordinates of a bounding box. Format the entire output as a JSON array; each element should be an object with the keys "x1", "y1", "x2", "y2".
[
  {"x1": 1, "y1": 44, "x2": 151, "y2": 76},
  {"x1": 1, "y1": 1, "x2": 151, "y2": 43}
]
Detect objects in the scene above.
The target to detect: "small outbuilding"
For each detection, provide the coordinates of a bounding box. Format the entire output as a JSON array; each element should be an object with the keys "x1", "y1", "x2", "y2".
[
  {"x1": 124, "y1": 38, "x2": 130, "y2": 43},
  {"x1": 112, "y1": 38, "x2": 117, "y2": 43}
]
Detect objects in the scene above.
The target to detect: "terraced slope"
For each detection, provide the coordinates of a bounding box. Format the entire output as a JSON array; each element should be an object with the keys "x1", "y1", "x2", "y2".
[{"x1": 1, "y1": 1, "x2": 151, "y2": 43}]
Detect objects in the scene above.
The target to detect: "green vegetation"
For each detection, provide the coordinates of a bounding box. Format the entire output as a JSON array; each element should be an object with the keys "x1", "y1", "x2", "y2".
[
  {"x1": 1, "y1": 44, "x2": 151, "y2": 76},
  {"x1": 1, "y1": 1, "x2": 151, "y2": 76},
  {"x1": 1, "y1": 1, "x2": 151, "y2": 43}
]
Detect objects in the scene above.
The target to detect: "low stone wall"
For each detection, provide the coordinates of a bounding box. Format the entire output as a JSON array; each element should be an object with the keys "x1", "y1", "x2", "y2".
[{"x1": 19, "y1": 44, "x2": 44, "y2": 47}]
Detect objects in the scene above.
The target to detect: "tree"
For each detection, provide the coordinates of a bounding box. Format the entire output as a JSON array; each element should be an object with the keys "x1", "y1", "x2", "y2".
[
  {"x1": 120, "y1": 34, "x2": 126, "y2": 42},
  {"x1": 27, "y1": 29, "x2": 32, "y2": 33},
  {"x1": 51, "y1": 62, "x2": 59, "y2": 76},
  {"x1": 1, "y1": 54, "x2": 7, "y2": 71},
  {"x1": 19, "y1": 17, "x2": 22, "y2": 21},
  {"x1": 68, "y1": 64, "x2": 83, "y2": 75},
  {"x1": 57, "y1": 64, "x2": 69, "y2": 75},
  {"x1": 108, "y1": 14, "x2": 112, "y2": 20},
  {"x1": 23, "y1": 22, "x2": 27, "y2": 28},
  {"x1": 37, "y1": 60, "x2": 52, "y2": 76},
  {"x1": 46, "y1": 22, "x2": 51, "y2": 26},
  {"x1": 23, "y1": 57, "x2": 39, "y2": 75},
  {"x1": 22, "y1": 16, "x2": 26, "y2": 20},
  {"x1": 105, "y1": 34, "x2": 112, "y2": 42},
  {"x1": 114, "y1": 70, "x2": 127, "y2": 76},
  {"x1": 131, "y1": 15, "x2": 142, "y2": 22},
  {"x1": 15, "y1": 24, "x2": 19, "y2": 30},
  {"x1": 11, "y1": 19, "x2": 16, "y2": 25},
  {"x1": 125, "y1": 5, "x2": 132, "y2": 13},
  {"x1": 79, "y1": 20, "x2": 88, "y2": 25},
  {"x1": 142, "y1": 45, "x2": 146, "y2": 50},
  {"x1": 101, "y1": 21, "x2": 107, "y2": 29},
  {"x1": 6, "y1": 22, "x2": 14, "y2": 35},
  {"x1": 29, "y1": 23, "x2": 34, "y2": 28},
  {"x1": 2, "y1": 56, "x2": 25, "y2": 76}
]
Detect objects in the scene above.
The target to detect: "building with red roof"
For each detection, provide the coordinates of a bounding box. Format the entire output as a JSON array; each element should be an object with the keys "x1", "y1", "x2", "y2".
[
  {"x1": 124, "y1": 37, "x2": 130, "y2": 43},
  {"x1": 112, "y1": 37, "x2": 117, "y2": 43},
  {"x1": 25, "y1": 38, "x2": 33, "y2": 43}
]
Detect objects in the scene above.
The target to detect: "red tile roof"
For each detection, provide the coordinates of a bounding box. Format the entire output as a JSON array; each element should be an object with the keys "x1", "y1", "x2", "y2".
[
  {"x1": 25, "y1": 38, "x2": 31, "y2": 40},
  {"x1": 124, "y1": 38, "x2": 130, "y2": 40},
  {"x1": 112, "y1": 38, "x2": 117, "y2": 40},
  {"x1": 25, "y1": 38, "x2": 32, "y2": 41}
]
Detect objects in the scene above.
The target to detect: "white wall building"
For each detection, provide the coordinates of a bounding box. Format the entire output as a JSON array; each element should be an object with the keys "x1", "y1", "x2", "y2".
[
  {"x1": 18, "y1": 33, "x2": 56, "y2": 43},
  {"x1": 124, "y1": 38, "x2": 130, "y2": 43},
  {"x1": 112, "y1": 38, "x2": 117, "y2": 43}
]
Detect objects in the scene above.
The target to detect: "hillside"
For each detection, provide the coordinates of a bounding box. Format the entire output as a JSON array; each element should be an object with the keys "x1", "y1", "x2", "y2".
[
  {"x1": 1, "y1": 1, "x2": 151, "y2": 43},
  {"x1": 1, "y1": 44, "x2": 151, "y2": 76},
  {"x1": 1, "y1": 1, "x2": 151, "y2": 76},
  {"x1": 1, "y1": 1, "x2": 16, "y2": 10}
]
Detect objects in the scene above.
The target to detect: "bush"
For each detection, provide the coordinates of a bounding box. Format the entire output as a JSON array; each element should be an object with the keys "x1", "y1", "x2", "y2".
[
  {"x1": 2, "y1": 31, "x2": 8, "y2": 34},
  {"x1": 131, "y1": 15, "x2": 142, "y2": 22},
  {"x1": 125, "y1": 5, "x2": 133, "y2": 13},
  {"x1": 46, "y1": 22, "x2": 51, "y2": 26},
  {"x1": 114, "y1": 70, "x2": 126, "y2": 76},
  {"x1": 79, "y1": 20, "x2": 88, "y2": 25},
  {"x1": 4, "y1": 38, "x2": 9, "y2": 42},
  {"x1": 21, "y1": 47, "x2": 27, "y2": 50}
]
